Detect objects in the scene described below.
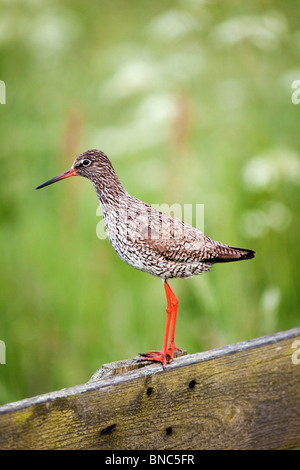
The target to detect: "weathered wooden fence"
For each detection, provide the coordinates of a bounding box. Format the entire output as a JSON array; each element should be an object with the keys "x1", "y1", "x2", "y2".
[{"x1": 0, "y1": 327, "x2": 299, "y2": 450}]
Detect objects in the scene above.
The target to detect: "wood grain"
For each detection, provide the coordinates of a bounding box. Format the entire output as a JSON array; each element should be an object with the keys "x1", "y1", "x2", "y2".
[{"x1": 0, "y1": 328, "x2": 299, "y2": 450}]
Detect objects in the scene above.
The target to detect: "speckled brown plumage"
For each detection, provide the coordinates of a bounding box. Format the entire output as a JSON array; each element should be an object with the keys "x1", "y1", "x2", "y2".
[{"x1": 36, "y1": 149, "x2": 255, "y2": 366}]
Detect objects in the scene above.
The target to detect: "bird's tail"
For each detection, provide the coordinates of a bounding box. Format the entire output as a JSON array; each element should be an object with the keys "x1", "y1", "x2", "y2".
[{"x1": 213, "y1": 244, "x2": 255, "y2": 263}]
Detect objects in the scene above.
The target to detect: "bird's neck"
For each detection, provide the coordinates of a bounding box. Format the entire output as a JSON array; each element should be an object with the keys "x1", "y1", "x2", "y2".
[{"x1": 92, "y1": 173, "x2": 128, "y2": 214}]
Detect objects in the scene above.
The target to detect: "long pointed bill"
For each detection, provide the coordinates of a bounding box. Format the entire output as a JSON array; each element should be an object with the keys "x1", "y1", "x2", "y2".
[{"x1": 36, "y1": 168, "x2": 76, "y2": 190}]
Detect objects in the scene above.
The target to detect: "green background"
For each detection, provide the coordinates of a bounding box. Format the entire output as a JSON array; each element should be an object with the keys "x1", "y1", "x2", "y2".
[{"x1": 0, "y1": 0, "x2": 299, "y2": 404}]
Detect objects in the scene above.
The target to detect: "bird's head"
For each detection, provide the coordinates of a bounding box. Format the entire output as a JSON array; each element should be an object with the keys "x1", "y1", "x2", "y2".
[{"x1": 36, "y1": 150, "x2": 114, "y2": 189}]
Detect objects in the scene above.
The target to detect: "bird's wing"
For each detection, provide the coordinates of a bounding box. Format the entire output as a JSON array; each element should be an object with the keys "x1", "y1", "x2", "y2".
[
  {"x1": 125, "y1": 200, "x2": 253, "y2": 264},
  {"x1": 145, "y1": 224, "x2": 218, "y2": 264},
  {"x1": 126, "y1": 201, "x2": 218, "y2": 263}
]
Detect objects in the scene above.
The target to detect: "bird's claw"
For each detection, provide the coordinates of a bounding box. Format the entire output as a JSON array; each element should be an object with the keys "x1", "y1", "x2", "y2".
[{"x1": 138, "y1": 346, "x2": 182, "y2": 367}]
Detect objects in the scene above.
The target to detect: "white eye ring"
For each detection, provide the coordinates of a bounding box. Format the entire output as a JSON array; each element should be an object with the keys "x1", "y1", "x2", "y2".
[{"x1": 82, "y1": 159, "x2": 91, "y2": 167}]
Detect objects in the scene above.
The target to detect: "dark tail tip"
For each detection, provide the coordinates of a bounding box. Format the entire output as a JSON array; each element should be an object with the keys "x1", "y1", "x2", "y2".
[
  {"x1": 213, "y1": 246, "x2": 256, "y2": 263},
  {"x1": 241, "y1": 248, "x2": 255, "y2": 260}
]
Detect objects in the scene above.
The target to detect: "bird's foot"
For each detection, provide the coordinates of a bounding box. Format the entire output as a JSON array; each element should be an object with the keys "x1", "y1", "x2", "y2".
[
  {"x1": 139, "y1": 350, "x2": 169, "y2": 367},
  {"x1": 139, "y1": 346, "x2": 182, "y2": 367}
]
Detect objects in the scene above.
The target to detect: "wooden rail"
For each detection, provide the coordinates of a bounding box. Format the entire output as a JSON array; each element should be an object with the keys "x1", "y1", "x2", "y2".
[{"x1": 0, "y1": 328, "x2": 300, "y2": 450}]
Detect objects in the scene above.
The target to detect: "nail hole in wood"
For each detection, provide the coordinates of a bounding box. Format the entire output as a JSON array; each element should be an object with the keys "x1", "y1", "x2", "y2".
[
  {"x1": 100, "y1": 424, "x2": 116, "y2": 435},
  {"x1": 166, "y1": 426, "x2": 172, "y2": 435},
  {"x1": 189, "y1": 380, "x2": 197, "y2": 389}
]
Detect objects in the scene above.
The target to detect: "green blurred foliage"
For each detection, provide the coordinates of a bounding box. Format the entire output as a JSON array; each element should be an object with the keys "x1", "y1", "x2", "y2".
[{"x1": 0, "y1": 0, "x2": 299, "y2": 404}]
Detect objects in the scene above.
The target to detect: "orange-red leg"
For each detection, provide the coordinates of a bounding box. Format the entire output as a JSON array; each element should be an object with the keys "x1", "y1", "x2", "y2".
[
  {"x1": 139, "y1": 281, "x2": 181, "y2": 367},
  {"x1": 165, "y1": 281, "x2": 179, "y2": 358}
]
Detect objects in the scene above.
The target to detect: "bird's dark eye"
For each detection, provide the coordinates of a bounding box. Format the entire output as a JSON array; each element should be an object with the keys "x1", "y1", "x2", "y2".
[{"x1": 82, "y1": 159, "x2": 91, "y2": 167}]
